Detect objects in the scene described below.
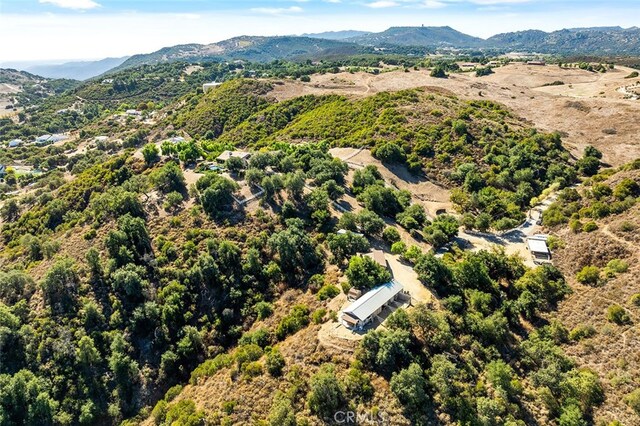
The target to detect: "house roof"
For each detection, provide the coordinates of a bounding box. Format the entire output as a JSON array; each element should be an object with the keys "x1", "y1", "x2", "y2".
[
  {"x1": 527, "y1": 238, "x2": 549, "y2": 254},
  {"x1": 343, "y1": 280, "x2": 403, "y2": 322},
  {"x1": 366, "y1": 250, "x2": 387, "y2": 268},
  {"x1": 216, "y1": 150, "x2": 251, "y2": 161}
]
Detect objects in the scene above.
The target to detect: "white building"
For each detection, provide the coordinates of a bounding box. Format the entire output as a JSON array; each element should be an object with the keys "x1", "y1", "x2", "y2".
[
  {"x1": 203, "y1": 82, "x2": 222, "y2": 92},
  {"x1": 36, "y1": 134, "x2": 52, "y2": 144},
  {"x1": 216, "y1": 150, "x2": 251, "y2": 164},
  {"x1": 8, "y1": 139, "x2": 22, "y2": 148},
  {"x1": 527, "y1": 235, "x2": 551, "y2": 264},
  {"x1": 341, "y1": 280, "x2": 404, "y2": 330}
]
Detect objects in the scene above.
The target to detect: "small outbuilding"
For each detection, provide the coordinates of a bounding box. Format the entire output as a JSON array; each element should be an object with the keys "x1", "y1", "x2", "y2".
[
  {"x1": 347, "y1": 288, "x2": 362, "y2": 302},
  {"x1": 527, "y1": 236, "x2": 551, "y2": 264},
  {"x1": 365, "y1": 249, "x2": 388, "y2": 270},
  {"x1": 341, "y1": 280, "x2": 404, "y2": 330},
  {"x1": 203, "y1": 82, "x2": 222, "y2": 92}
]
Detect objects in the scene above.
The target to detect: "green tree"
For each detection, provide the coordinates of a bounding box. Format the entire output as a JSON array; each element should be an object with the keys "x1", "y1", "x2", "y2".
[
  {"x1": 390, "y1": 363, "x2": 429, "y2": 418},
  {"x1": 41, "y1": 258, "x2": 80, "y2": 315},
  {"x1": 307, "y1": 364, "x2": 344, "y2": 419},
  {"x1": 345, "y1": 255, "x2": 391, "y2": 290},
  {"x1": 151, "y1": 162, "x2": 186, "y2": 194},
  {"x1": 142, "y1": 143, "x2": 159, "y2": 165}
]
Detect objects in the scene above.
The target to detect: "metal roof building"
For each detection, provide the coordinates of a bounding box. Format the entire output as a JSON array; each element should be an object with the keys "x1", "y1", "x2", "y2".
[
  {"x1": 527, "y1": 237, "x2": 551, "y2": 263},
  {"x1": 341, "y1": 280, "x2": 403, "y2": 330}
]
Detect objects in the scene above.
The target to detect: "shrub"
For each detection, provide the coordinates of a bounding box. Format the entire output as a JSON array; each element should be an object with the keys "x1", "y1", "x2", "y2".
[
  {"x1": 242, "y1": 361, "x2": 263, "y2": 378},
  {"x1": 382, "y1": 227, "x2": 401, "y2": 244},
  {"x1": 617, "y1": 221, "x2": 637, "y2": 232},
  {"x1": 311, "y1": 308, "x2": 327, "y2": 324},
  {"x1": 255, "y1": 301, "x2": 273, "y2": 320},
  {"x1": 607, "y1": 304, "x2": 631, "y2": 325},
  {"x1": 265, "y1": 348, "x2": 286, "y2": 377},
  {"x1": 276, "y1": 304, "x2": 310, "y2": 340},
  {"x1": 624, "y1": 388, "x2": 640, "y2": 415},
  {"x1": 307, "y1": 364, "x2": 344, "y2": 418},
  {"x1": 630, "y1": 293, "x2": 640, "y2": 307},
  {"x1": 605, "y1": 259, "x2": 628, "y2": 274},
  {"x1": 576, "y1": 266, "x2": 600, "y2": 285},
  {"x1": 430, "y1": 66, "x2": 447, "y2": 78},
  {"x1": 391, "y1": 241, "x2": 407, "y2": 255},
  {"x1": 569, "y1": 324, "x2": 596, "y2": 341},
  {"x1": 582, "y1": 221, "x2": 598, "y2": 232},
  {"x1": 317, "y1": 284, "x2": 340, "y2": 301}
]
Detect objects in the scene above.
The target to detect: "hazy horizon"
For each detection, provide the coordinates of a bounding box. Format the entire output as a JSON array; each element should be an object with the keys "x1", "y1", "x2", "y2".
[{"x1": 1, "y1": 0, "x2": 639, "y2": 62}]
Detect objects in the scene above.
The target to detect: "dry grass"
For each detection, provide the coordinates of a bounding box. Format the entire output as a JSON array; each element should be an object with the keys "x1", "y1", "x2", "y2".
[
  {"x1": 552, "y1": 200, "x2": 640, "y2": 424},
  {"x1": 271, "y1": 64, "x2": 640, "y2": 167}
]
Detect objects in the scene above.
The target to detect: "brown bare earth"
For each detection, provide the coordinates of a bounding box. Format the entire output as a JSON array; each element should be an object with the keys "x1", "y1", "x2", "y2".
[{"x1": 271, "y1": 64, "x2": 640, "y2": 167}]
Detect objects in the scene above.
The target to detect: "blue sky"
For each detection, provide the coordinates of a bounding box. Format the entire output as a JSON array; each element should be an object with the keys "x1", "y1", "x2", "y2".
[{"x1": 1, "y1": 0, "x2": 639, "y2": 61}]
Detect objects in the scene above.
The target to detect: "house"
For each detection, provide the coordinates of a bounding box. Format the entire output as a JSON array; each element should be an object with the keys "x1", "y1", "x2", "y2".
[
  {"x1": 8, "y1": 139, "x2": 22, "y2": 148},
  {"x1": 126, "y1": 109, "x2": 141, "y2": 116},
  {"x1": 527, "y1": 235, "x2": 551, "y2": 264},
  {"x1": 0, "y1": 164, "x2": 6, "y2": 178},
  {"x1": 459, "y1": 62, "x2": 477, "y2": 71},
  {"x1": 49, "y1": 134, "x2": 67, "y2": 143},
  {"x1": 341, "y1": 280, "x2": 404, "y2": 330},
  {"x1": 365, "y1": 249, "x2": 388, "y2": 270},
  {"x1": 527, "y1": 61, "x2": 546, "y2": 66},
  {"x1": 36, "y1": 134, "x2": 52, "y2": 144},
  {"x1": 168, "y1": 136, "x2": 185, "y2": 144},
  {"x1": 94, "y1": 136, "x2": 109, "y2": 142},
  {"x1": 216, "y1": 150, "x2": 252, "y2": 165},
  {"x1": 203, "y1": 82, "x2": 222, "y2": 92}
]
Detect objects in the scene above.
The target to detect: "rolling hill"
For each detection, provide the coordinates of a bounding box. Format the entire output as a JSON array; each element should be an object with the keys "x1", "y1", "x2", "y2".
[
  {"x1": 18, "y1": 56, "x2": 130, "y2": 81},
  {"x1": 347, "y1": 25, "x2": 484, "y2": 47},
  {"x1": 486, "y1": 26, "x2": 640, "y2": 55},
  {"x1": 112, "y1": 36, "x2": 367, "y2": 72}
]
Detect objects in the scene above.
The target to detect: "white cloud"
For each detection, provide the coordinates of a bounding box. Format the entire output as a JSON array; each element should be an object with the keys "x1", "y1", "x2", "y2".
[
  {"x1": 468, "y1": 0, "x2": 531, "y2": 4},
  {"x1": 420, "y1": 0, "x2": 447, "y2": 8},
  {"x1": 250, "y1": 6, "x2": 304, "y2": 15},
  {"x1": 325, "y1": 0, "x2": 342, "y2": 3},
  {"x1": 39, "y1": 0, "x2": 100, "y2": 10},
  {"x1": 366, "y1": 1, "x2": 400, "y2": 8}
]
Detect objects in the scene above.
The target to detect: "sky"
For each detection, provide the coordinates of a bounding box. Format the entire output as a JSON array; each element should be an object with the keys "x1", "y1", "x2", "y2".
[{"x1": 0, "y1": 0, "x2": 639, "y2": 62}]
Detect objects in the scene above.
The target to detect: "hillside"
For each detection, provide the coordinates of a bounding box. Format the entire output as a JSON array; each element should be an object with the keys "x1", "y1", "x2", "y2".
[
  {"x1": 96, "y1": 26, "x2": 640, "y2": 75},
  {"x1": 0, "y1": 56, "x2": 638, "y2": 426},
  {"x1": 113, "y1": 36, "x2": 367, "y2": 72},
  {"x1": 0, "y1": 68, "x2": 78, "y2": 113},
  {"x1": 542, "y1": 161, "x2": 640, "y2": 424},
  {"x1": 347, "y1": 25, "x2": 484, "y2": 48},
  {"x1": 301, "y1": 30, "x2": 371, "y2": 40},
  {"x1": 487, "y1": 27, "x2": 640, "y2": 55}
]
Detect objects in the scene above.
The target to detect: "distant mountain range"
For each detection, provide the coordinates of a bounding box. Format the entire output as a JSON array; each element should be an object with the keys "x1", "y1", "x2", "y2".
[
  {"x1": 1, "y1": 57, "x2": 129, "y2": 81},
  {"x1": 301, "y1": 30, "x2": 371, "y2": 40},
  {"x1": 347, "y1": 26, "x2": 483, "y2": 47},
  {"x1": 111, "y1": 36, "x2": 366, "y2": 72},
  {"x1": 486, "y1": 27, "x2": 640, "y2": 55},
  {"x1": 8, "y1": 26, "x2": 640, "y2": 80}
]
